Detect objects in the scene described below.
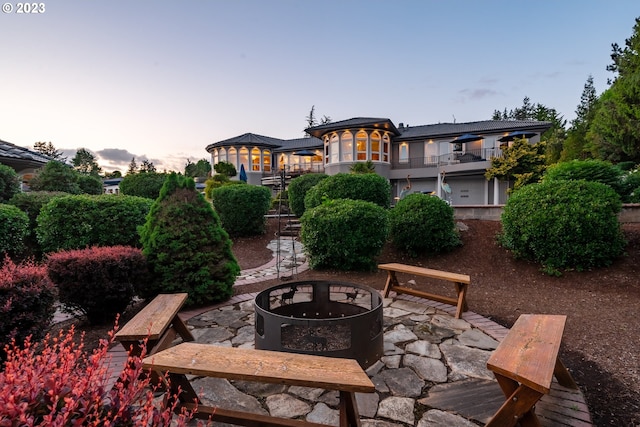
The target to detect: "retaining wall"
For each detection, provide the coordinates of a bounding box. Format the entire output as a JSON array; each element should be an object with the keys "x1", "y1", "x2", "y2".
[{"x1": 454, "y1": 204, "x2": 640, "y2": 223}]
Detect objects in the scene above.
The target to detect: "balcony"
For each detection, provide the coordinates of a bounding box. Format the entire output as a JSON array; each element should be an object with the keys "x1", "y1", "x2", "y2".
[{"x1": 391, "y1": 148, "x2": 500, "y2": 169}]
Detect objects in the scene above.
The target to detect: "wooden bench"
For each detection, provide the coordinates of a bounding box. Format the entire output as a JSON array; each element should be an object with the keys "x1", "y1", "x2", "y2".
[
  {"x1": 142, "y1": 342, "x2": 375, "y2": 427},
  {"x1": 486, "y1": 314, "x2": 578, "y2": 427},
  {"x1": 114, "y1": 293, "x2": 195, "y2": 357},
  {"x1": 378, "y1": 263, "x2": 471, "y2": 318}
]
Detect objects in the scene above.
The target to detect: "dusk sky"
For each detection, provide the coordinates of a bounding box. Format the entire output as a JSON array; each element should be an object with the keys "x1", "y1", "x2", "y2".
[{"x1": 1, "y1": 1, "x2": 638, "y2": 173}]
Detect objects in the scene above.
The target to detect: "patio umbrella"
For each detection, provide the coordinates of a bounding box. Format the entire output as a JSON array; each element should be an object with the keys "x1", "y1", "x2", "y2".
[
  {"x1": 498, "y1": 131, "x2": 537, "y2": 142},
  {"x1": 452, "y1": 133, "x2": 484, "y2": 144},
  {"x1": 239, "y1": 163, "x2": 247, "y2": 182}
]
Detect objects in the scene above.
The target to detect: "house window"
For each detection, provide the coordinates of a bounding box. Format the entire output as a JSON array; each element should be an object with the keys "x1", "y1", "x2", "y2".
[
  {"x1": 228, "y1": 148, "x2": 237, "y2": 169},
  {"x1": 356, "y1": 131, "x2": 367, "y2": 160},
  {"x1": 239, "y1": 147, "x2": 249, "y2": 171},
  {"x1": 279, "y1": 153, "x2": 286, "y2": 170},
  {"x1": 341, "y1": 131, "x2": 353, "y2": 162},
  {"x1": 219, "y1": 147, "x2": 226, "y2": 163},
  {"x1": 424, "y1": 141, "x2": 438, "y2": 166},
  {"x1": 370, "y1": 131, "x2": 381, "y2": 161},
  {"x1": 329, "y1": 133, "x2": 339, "y2": 164},
  {"x1": 251, "y1": 147, "x2": 261, "y2": 171},
  {"x1": 399, "y1": 142, "x2": 409, "y2": 164},
  {"x1": 213, "y1": 150, "x2": 219, "y2": 165},
  {"x1": 263, "y1": 150, "x2": 271, "y2": 172},
  {"x1": 382, "y1": 134, "x2": 390, "y2": 162}
]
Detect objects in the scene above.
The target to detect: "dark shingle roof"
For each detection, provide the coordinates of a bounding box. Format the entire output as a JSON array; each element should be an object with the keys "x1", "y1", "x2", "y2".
[
  {"x1": 0, "y1": 139, "x2": 52, "y2": 171},
  {"x1": 306, "y1": 117, "x2": 401, "y2": 138},
  {"x1": 205, "y1": 133, "x2": 285, "y2": 151},
  {"x1": 274, "y1": 137, "x2": 323, "y2": 152},
  {"x1": 397, "y1": 120, "x2": 552, "y2": 141}
]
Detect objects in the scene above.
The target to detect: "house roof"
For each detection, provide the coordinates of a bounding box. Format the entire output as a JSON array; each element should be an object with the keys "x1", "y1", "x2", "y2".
[
  {"x1": 205, "y1": 133, "x2": 285, "y2": 151},
  {"x1": 273, "y1": 137, "x2": 323, "y2": 153},
  {"x1": 305, "y1": 117, "x2": 401, "y2": 138},
  {"x1": 397, "y1": 120, "x2": 552, "y2": 141},
  {"x1": 0, "y1": 139, "x2": 52, "y2": 172}
]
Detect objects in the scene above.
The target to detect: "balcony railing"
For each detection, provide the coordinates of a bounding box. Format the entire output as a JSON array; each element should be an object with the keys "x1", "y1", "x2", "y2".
[{"x1": 391, "y1": 148, "x2": 500, "y2": 169}]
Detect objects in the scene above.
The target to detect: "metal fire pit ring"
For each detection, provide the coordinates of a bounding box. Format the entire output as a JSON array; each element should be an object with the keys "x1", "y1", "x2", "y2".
[{"x1": 254, "y1": 280, "x2": 384, "y2": 368}]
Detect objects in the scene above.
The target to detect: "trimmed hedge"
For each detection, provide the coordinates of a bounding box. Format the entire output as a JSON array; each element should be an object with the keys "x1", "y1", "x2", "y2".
[
  {"x1": 0, "y1": 256, "x2": 57, "y2": 353},
  {"x1": 544, "y1": 159, "x2": 626, "y2": 198},
  {"x1": 500, "y1": 180, "x2": 625, "y2": 275},
  {"x1": 300, "y1": 199, "x2": 388, "y2": 271},
  {"x1": 288, "y1": 173, "x2": 328, "y2": 217},
  {"x1": 304, "y1": 173, "x2": 391, "y2": 211},
  {"x1": 47, "y1": 246, "x2": 147, "y2": 324},
  {"x1": 211, "y1": 184, "x2": 272, "y2": 236},
  {"x1": 119, "y1": 172, "x2": 169, "y2": 199},
  {"x1": 0, "y1": 204, "x2": 29, "y2": 257},
  {"x1": 36, "y1": 194, "x2": 153, "y2": 254},
  {"x1": 389, "y1": 194, "x2": 461, "y2": 257}
]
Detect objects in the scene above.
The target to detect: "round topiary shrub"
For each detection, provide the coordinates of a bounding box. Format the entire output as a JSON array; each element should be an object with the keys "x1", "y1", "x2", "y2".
[
  {"x1": 304, "y1": 173, "x2": 391, "y2": 211},
  {"x1": 211, "y1": 184, "x2": 272, "y2": 237},
  {"x1": 543, "y1": 159, "x2": 626, "y2": 198},
  {"x1": 500, "y1": 180, "x2": 625, "y2": 275},
  {"x1": 46, "y1": 246, "x2": 147, "y2": 325},
  {"x1": 0, "y1": 256, "x2": 57, "y2": 353},
  {"x1": 389, "y1": 194, "x2": 461, "y2": 257},
  {"x1": 0, "y1": 204, "x2": 28, "y2": 258},
  {"x1": 300, "y1": 199, "x2": 388, "y2": 271},
  {"x1": 138, "y1": 173, "x2": 239, "y2": 306},
  {"x1": 288, "y1": 173, "x2": 328, "y2": 217}
]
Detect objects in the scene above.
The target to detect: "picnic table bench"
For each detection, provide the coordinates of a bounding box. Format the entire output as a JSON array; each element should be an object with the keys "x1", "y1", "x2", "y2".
[
  {"x1": 378, "y1": 263, "x2": 471, "y2": 318},
  {"x1": 142, "y1": 342, "x2": 375, "y2": 427},
  {"x1": 486, "y1": 314, "x2": 578, "y2": 427},
  {"x1": 114, "y1": 293, "x2": 195, "y2": 357}
]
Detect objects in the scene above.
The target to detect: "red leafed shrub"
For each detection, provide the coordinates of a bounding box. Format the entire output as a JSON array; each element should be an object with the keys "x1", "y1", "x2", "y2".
[
  {"x1": 47, "y1": 246, "x2": 148, "y2": 325},
  {"x1": 0, "y1": 256, "x2": 57, "y2": 354},
  {"x1": 0, "y1": 322, "x2": 209, "y2": 426}
]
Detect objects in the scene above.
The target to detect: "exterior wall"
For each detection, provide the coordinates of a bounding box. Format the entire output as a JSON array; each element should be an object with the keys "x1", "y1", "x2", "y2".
[{"x1": 453, "y1": 204, "x2": 640, "y2": 223}]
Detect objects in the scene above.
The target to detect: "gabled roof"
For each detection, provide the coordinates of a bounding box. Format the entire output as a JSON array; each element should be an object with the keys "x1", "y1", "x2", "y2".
[
  {"x1": 305, "y1": 117, "x2": 401, "y2": 138},
  {"x1": 206, "y1": 133, "x2": 285, "y2": 151},
  {"x1": 0, "y1": 139, "x2": 52, "y2": 171},
  {"x1": 274, "y1": 137, "x2": 323, "y2": 153},
  {"x1": 397, "y1": 120, "x2": 552, "y2": 141}
]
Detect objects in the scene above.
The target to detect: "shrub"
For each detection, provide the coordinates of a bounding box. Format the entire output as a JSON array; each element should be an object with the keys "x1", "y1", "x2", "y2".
[
  {"x1": 46, "y1": 246, "x2": 147, "y2": 325},
  {"x1": 304, "y1": 173, "x2": 391, "y2": 211},
  {"x1": 288, "y1": 173, "x2": 328, "y2": 217},
  {"x1": 211, "y1": 184, "x2": 272, "y2": 236},
  {"x1": 204, "y1": 176, "x2": 244, "y2": 199},
  {"x1": 36, "y1": 194, "x2": 153, "y2": 254},
  {"x1": 119, "y1": 172, "x2": 169, "y2": 199},
  {"x1": 0, "y1": 204, "x2": 29, "y2": 257},
  {"x1": 543, "y1": 159, "x2": 626, "y2": 198},
  {"x1": 300, "y1": 199, "x2": 388, "y2": 271},
  {"x1": 500, "y1": 180, "x2": 625, "y2": 275},
  {"x1": 139, "y1": 173, "x2": 239, "y2": 306},
  {"x1": 76, "y1": 173, "x2": 104, "y2": 195},
  {"x1": 0, "y1": 325, "x2": 203, "y2": 426},
  {"x1": 623, "y1": 168, "x2": 640, "y2": 203},
  {"x1": 213, "y1": 160, "x2": 237, "y2": 178},
  {"x1": 28, "y1": 160, "x2": 81, "y2": 194},
  {"x1": 8, "y1": 191, "x2": 67, "y2": 258},
  {"x1": 389, "y1": 194, "x2": 461, "y2": 257},
  {"x1": 0, "y1": 164, "x2": 20, "y2": 203},
  {"x1": 0, "y1": 256, "x2": 57, "y2": 354}
]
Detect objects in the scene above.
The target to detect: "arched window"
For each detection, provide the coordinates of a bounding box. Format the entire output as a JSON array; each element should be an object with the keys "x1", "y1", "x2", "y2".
[
  {"x1": 324, "y1": 136, "x2": 330, "y2": 164},
  {"x1": 356, "y1": 131, "x2": 367, "y2": 161},
  {"x1": 329, "y1": 133, "x2": 339, "y2": 164},
  {"x1": 341, "y1": 131, "x2": 353, "y2": 162},
  {"x1": 213, "y1": 150, "x2": 219, "y2": 165},
  {"x1": 370, "y1": 131, "x2": 381, "y2": 161},
  {"x1": 219, "y1": 147, "x2": 227, "y2": 162},
  {"x1": 382, "y1": 134, "x2": 390, "y2": 162},
  {"x1": 263, "y1": 149, "x2": 271, "y2": 172},
  {"x1": 239, "y1": 147, "x2": 249, "y2": 171},
  {"x1": 251, "y1": 147, "x2": 261, "y2": 171},
  {"x1": 228, "y1": 147, "x2": 237, "y2": 168}
]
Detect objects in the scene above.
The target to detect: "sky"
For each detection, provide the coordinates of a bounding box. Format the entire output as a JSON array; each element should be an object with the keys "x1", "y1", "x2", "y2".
[{"x1": 1, "y1": 1, "x2": 638, "y2": 174}]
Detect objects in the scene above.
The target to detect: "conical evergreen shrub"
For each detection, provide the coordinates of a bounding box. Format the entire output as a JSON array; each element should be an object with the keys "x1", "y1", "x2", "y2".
[{"x1": 138, "y1": 173, "x2": 239, "y2": 306}]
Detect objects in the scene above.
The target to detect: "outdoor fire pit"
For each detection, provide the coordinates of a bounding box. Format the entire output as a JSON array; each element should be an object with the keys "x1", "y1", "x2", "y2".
[{"x1": 254, "y1": 280, "x2": 384, "y2": 368}]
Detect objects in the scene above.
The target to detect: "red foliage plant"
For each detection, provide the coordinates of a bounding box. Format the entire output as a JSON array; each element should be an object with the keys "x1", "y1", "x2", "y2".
[{"x1": 0, "y1": 319, "x2": 211, "y2": 426}]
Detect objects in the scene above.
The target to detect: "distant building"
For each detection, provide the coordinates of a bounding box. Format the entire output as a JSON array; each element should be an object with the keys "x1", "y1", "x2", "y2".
[
  {"x1": 207, "y1": 117, "x2": 551, "y2": 206},
  {"x1": 0, "y1": 138, "x2": 52, "y2": 190},
  {"x1": 103, "y1": 177, "x2": 124, "y2": 194}
]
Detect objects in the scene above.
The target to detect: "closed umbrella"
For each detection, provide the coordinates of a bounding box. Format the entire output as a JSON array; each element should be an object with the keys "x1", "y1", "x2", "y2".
[{"x1": 239, "y1": 164, "x2": 247, "y2": 182}]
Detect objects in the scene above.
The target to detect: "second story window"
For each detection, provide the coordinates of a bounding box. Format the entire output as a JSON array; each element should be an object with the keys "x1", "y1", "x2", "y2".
[{"x1": 399, "y1": 142, "x2": 409, "y2": 164}]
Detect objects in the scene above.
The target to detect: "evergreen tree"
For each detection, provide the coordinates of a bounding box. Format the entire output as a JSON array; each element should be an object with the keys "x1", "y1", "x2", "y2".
[
  {"x1": 72, "y1": 148, "x2": 102, "y2": 177},
  {"x1": 33, "y1": 141, "x2": 66, "y2": 161},
  {"x1": 561, "y1": 76, "x2": 599, "y2": 161},
  {"x1": 127, "y1": 157, "x2": 138, "y2": 175},
  {"x1": 139, "y1": 160, "x2": 156, "y2": 173},
  {"x1": 138, "y1": 173, "x2": 239, "y2": 306},
  {"x1": 29, "y1": 161, "x2": 81, "y2": 194}
]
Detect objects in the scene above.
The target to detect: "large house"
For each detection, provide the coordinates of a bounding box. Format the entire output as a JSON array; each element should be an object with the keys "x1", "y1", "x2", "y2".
[
  {"x1": 0, "y1": 139, "x2": 52, "y2": 190},
  {"x1": 205, "y1": 117, "x2": 551, "y2": 206}
]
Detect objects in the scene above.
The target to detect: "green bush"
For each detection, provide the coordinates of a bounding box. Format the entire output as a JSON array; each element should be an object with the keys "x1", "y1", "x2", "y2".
[
  {"x1": 28, "y1": 160, "x2": 81, "y2": 194},
  {"x1": 288, "y1": 173, "x2": 328, "y2": 217},
  {"x1": 46, "y1": 246, "x2": 147, "y2": 325},
  {"x1": 389, "y1": 194, "x2": 461, "y2": 256},
  {"x1": 0, "y1": 164, "x2": 20, "y2": 203},
  {"x1": 204, "y1": 176, "x2": 244, "y2": 199},
  {"x1": 543, "y1": 159, "x2": 626, "y2": 198},
  {"x1": 623, "y1": 168, "x2": 640, "y2": 203},
  {"x1": 211, "y1": 184, "x2": 272, "y2": 236},
  {"x1": 9, "y1": 191, "x2": 67, "y2": 257},
  {"x1": 0, "y1": 256, "x2": 57, "y2": 354},
  {"x1": 76, "y1": 173, "x2": 103, "y2": 195},
  {"x1": 0, "y1": 204, "x2": 28, "y2": 257},
  {"x1": 304, "y1": 173, "x2": 391, "y2": 211},
  {"x1": 119, "y1": 172, "x2": 169, "y2": 199},
  {"x1": 138, "y1": 173, "x2": 239, "y2": 306},
  {"x1": 300, "y1": 199, "x2": 388, "y2": 271},
  {"x1": 36, "y1": 194, "x2": 152, "y2": 254},
  {"x1": 500, "y1": 180, "x2": 625, "y2": 275}
]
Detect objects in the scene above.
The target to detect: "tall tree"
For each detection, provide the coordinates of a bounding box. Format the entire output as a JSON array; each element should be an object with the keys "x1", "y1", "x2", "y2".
[
  {"x1": 72, "y1": 148, "x2": 102, "y2": 176},
  {"x1": 185, "y1": 159, "x2": 211, "y2": 178},
  {"x1": 127, "y1": 157, "x2": 138, "y2": 175},
  {"x1": 33, "y1": 141, "x2": 66, "y2": 161},
  {"x1": 561, "y1": 76, "x2": 599, "y2": 161},
  {"x1": 139, "y1": 160, "x2": 156, "y2": 173},
  {"x1": 588, "y1": 17, "x2": 640, "y2": 163}
]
